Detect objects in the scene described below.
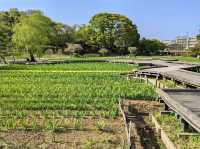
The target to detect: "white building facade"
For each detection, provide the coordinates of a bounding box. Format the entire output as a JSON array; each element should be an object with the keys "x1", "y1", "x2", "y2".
[{"x1": 163, "y1": 36, "x2": 199, "y2": 50}]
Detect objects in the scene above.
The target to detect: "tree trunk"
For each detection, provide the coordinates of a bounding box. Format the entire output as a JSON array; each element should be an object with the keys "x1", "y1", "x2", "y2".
[
  {"x1": 29, "y1": 52, "x2": 36, "y2": 62},
  {"x1": 12, "y1": 56, "x2": 16, "y2": 64},
  {"x1": 0, "y1": 56, "x2": 7, "y2": 64},
  {"x1": 53, "y1": 48, "x2": 57, "y2": 54}
]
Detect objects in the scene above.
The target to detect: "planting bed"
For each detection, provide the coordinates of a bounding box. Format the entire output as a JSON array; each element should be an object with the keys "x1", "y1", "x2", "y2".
[
  {"x1": 155, "y1": 113, "x2": 200, "y2": 149},
  {"x1": 122, "y1": 100, "x2": 165, "y2": 149},
  {"x1": 0, "y1": 62, "x2": 156, "y2": 148}
]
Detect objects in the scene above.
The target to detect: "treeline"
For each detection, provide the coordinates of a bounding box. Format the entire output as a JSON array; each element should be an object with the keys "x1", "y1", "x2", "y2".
[
  {"x1": 0, "y1": 8, "x2": 166, "y2": 62},
  {"x1": 192, "y1": 34, "x2": 200, "y2": 57}
]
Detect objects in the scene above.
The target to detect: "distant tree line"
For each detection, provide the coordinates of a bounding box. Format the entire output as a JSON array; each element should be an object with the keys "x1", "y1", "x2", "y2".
[
  {"x1": 0, "y1": 8, "x2": 166, "y2": 63},
  {"x1": 191, "y1": 34, "x2": 200, "y2": 58}
]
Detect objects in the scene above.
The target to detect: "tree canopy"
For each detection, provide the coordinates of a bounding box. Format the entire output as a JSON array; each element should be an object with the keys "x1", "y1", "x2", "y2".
[
  {"x1": 138, "y1": 38, "x2": 166, "y2": 55},
  {"x1": 76, "y1": 13, "x2": 140, "y2": 54},
  {"x1": 49, "y1": 23, "x2": 75, "y2": 53},
  {"x1": 192, "y1": 34, "x2": 200, "y2": 57},
  {"x1": 0, "y1": 8, "x2": 23, "y2": 62},
  {"x1": 12, "y1": 12, "x2": 53, "y2": 62},
  {"x1": 0, "y1": 8, "x2": 171, "y2": 61}
]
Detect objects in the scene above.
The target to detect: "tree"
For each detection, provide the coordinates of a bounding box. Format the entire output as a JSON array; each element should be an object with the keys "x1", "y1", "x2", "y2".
[
  {"x1": 0, "y1": 8, "x2": 23, "y2": 63},
  {"x1": 197, "y1": 34, "x2": 200, "y2": 41},
  {"x1": 12, "y1": 12, "x2": 53, "y2": 62},
  {"x1": 192, "y1": 34, "x2": 200, "y2": 58},
  {"x1": 0, "y1": 24, "x2": 10, "y2": 63},
  {"x1": 192, "y1": 46, "x2": 200, "y2": 57},
  {"x1": 75, "y1": 24, "x2": 95, "y2": 53},
  {"x1": 138, "y1": 38, "x2": 166, "y2": 55},
  {"x1": 49, "y1": 23, "x2": 75, "y2": 54},
  {"x1": 77, "y1": 13, "x2": 140, "y2": 54}
]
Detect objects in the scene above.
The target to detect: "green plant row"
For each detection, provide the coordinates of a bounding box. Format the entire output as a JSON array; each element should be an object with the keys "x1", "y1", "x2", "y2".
[
  {"x1": 0, "y1": 63, "x2": 157, "y2": 131},
  {"x1": 0, "y1": 72, "x2": 156, "y2": 101},
  {"x1": 0, "y1": 63, "x2": 135, "y2": 71}
]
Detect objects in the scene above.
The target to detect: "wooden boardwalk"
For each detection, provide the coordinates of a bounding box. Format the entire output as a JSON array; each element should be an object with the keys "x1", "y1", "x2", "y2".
[
  {"x1": 110, "y1": 59, "x2": 200, "y2": 133},
  {"x1": 162, "y1": 69, "x2": 200, "y2": 88},
  {"x1": 120, "y1": 60, "x2": 200, "y2": 88},
  {"x1": 157, "y1": 89, "x2": 200, "y2": 132}
]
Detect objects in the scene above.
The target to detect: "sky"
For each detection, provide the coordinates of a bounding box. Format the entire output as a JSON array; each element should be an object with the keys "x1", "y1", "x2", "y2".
[{"x1": 1, "y1": 0, "x2": 200, "y2": 40}]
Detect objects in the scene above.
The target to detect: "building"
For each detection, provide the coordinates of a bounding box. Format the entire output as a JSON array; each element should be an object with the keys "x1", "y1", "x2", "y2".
[
  {"x1": 168, "y1": 50, "x2": 192, "y2": 56},
  {"x1": 162, "y1": 36, "x2": 199, "y2": 56},
  {"x1": 163, "y1": 36, "x2": 199, "y2": 50},
  {"x1": 176, "y1": 36, "x2": 198, "y2": 50},
  {"x1": 162, "y1": 40, "x2": 176, "y2": 46},
  {"x1": 188, "y1": 37, "x2": 199, "y2": 49}
]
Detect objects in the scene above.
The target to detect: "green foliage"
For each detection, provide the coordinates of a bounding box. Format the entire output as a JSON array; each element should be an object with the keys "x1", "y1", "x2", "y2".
[
  {"x1": 0, "y1": 62, "x2": 135, "y2": 71},
  {"x1": 98, "y1": 48, "x2": 109, "y2": 56},
  {"x1": 155, "y1": 113, "x2": 200, "y2": 148},
  {"x1": 191, "y1": 46, "x2": 200, "y2": 57},
  {"x1": 197, "y1": 34, "x2": 200, "y2": 41},
  {"x1": 12, "y1": 12, "x2": 53, "y2": 61},
  {"x1": 1, "y1": 9, "x2": 141, "y2": 57},
  {"x1": 76, "y1": 13, "x2": 140, "y2": 54},
  {"x1": 0, "y1": 8, "x2": 77, "y2": 59},
  {"x1": 49, "y1": 23, "x2": 75, "y2": 53},
  {"x1": 138, "y1": 38, "x2": 166, "y2": 55},
  {"x1": 192, "y1": 35, "x2": 200, "y2": 57},
  {"x1": 0, "y1": 24, "x2": 10, "y2": 63},
  {"x1": 95, "y1": 120, "x2": 106, "y2": 131},
  {"x1": 0, "y1": 63, "x2": 157, "y2": 131},
  {"x1": 0, "y1": 8, "x2": 23, "y2": 63}
]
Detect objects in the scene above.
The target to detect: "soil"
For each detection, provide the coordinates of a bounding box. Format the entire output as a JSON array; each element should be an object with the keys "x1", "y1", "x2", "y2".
[
  {"x1": 122, "y1": 100, "x2": 166, "y2": 149},
  {"x1": 0, "y1": 118, "x2": 127, "y2": 149},
  {"x1": 0, "y1": 100, "x2": 166, "y2": 149}
]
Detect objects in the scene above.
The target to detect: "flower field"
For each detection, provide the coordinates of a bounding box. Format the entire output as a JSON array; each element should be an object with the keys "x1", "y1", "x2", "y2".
[{"x1": 0, "y1": 62, "x2": 157, "y2": 148}]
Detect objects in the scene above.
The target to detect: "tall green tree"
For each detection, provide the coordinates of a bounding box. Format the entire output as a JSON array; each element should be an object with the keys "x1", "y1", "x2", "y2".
[
  {"x1": 49, "y1": 23, "x2": 75, "y2": 53},
  {"x1": 77, "y1": 13, "x2": 140, "y2": 54},
  {"x1": 12, "y1": 12, "x2": 52, "y2": 62},
  {"x1": 0, "y1": 23, "x2": 10, "y2": 63},
  {"x1": 0, "y1": 8, "x2": 22, "y2": 63},
  {"x1": 75, "y1": 24, "x2": 95, "y2": 53},
  {"x1": 197, "y1": 34, "x2": 200, "y2": 40},
  {"x1": 192, "y1": 34, "x2": 200, "y2": 57},
  {"x1": 138, "y1": 38, "x2": 166, "y2": 55}
]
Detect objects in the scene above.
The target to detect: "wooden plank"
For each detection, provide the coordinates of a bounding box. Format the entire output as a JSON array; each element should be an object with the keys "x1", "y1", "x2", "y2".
[
  {"x1": 161, "y1": 129, "x2": 177, "y2": 149},
  {"x1": 152, "y1": 115, "x2": 177, "y2": 149},
  {"x1": 178, "y1": 132, "x2": 200, "y2": 137},
  {"x1": 161, "y1": 70, "x2": 200, "y2": 87},
  {"x1": 118, "y1": 98, "x2": 130, "y2": 147},
  {"x1": 156, "y1": 89, "x2": 200, "y2": 133}
]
